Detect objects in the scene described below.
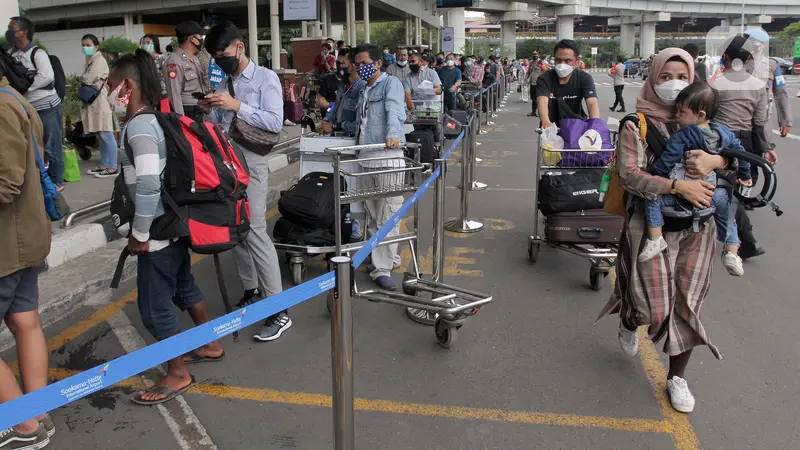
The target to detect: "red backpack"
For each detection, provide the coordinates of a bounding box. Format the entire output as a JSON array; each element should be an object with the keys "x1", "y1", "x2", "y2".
[{"x1": 111, "y1": 99, "x2": 251, "y2": 287}]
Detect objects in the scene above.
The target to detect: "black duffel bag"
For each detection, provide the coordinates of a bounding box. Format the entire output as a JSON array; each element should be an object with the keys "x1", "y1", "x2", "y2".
[
  {"x1": 278, "y1": 172, "x2": 346, "y2": 230},
  {"x1": 538, "y1": 169, "x2": 605, "y2": 215}
]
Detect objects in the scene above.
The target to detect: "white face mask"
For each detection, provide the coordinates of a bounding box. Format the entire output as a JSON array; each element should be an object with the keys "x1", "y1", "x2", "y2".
[
  {"x1": 654, "y1": 79, "x2": 690, "y2": 105},
  {"x1": 555, "y1": 63, "x2": 574, "y2": 78},
  {"x1": 107, "y1": 84, "x2": 130, "y2": 118},
  {"x1": 396, "y1": 60, "x2": 407, "y2": 67},
  {"x1": 446, "y1": 60, "x2": 455, "y2": 67}
]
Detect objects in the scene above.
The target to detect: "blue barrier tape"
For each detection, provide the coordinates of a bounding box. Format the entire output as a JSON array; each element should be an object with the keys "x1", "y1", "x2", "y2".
[
  {"x1": 351, "y1": 130, "x2": 465, "y2": 269},
  {"x1": 0, "y1": 128, "x2": 469, "y2": 430},
  {"x1": 0, "y1": 271, "x2": 335, "y2": 430}
]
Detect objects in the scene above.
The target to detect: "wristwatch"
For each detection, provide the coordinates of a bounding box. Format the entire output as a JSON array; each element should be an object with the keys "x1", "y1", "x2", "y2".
[{"x1": 670, "y1": 180, "x2": 678, "y2": 195}]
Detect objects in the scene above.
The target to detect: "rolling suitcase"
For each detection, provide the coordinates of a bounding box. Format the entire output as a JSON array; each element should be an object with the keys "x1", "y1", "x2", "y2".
[
  {"x1": 405, "y1": 128, "x2": 437, "y2": 164},
  {"x1": 284, "y1": 100, "x2": 304, "y2": 123},
  {"x1": 544, "y1": 210, "x2": 624, "y2": 244}
]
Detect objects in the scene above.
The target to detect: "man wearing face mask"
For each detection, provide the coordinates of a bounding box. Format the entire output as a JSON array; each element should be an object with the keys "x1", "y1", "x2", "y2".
[
  {"x1": 316, "y1": 48, "x2": 348, "y2": 115},
  {"x1": 437, "y1": 54, "x2": 462, "y2": 112},
  {"x1": 742, "y1": 29, "x2": 792, "y2": 139},
  {"x1": 403, "y1": 53, "x2": 442, "y2": 111},
  {"x1": 319, "y1": 48, "x2": 365, "y2": 135},
  {"x1": 711, "y1": 35, "x2": 772, "y2": 259},
  {"x1": 163, "y1": 21, "x2": 206, "y2": 122},
  {"x1": 386, "y1": 47, "x2": 410, "y2": 85},
  {"x1": 353, "y1": 44, "x2": 407, "y2": 291},
  {"x1": 535, "y1": 39, "x2": 600, "y2": 129},
  {"x1": 201, "y1": 22, "x2": 290, "y2": 342}
]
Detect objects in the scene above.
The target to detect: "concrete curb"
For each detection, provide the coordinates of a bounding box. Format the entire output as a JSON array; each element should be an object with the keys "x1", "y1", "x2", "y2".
[{"x1": 46, "y1": 223, "x2": 109, "y2": 269}]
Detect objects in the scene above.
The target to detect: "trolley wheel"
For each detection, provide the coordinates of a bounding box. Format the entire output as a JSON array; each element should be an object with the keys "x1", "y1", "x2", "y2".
[
  {"x1": 291, "y1": 262, "x2": 305, "y2": 286},
  {"x1": 589, "y1": 268, "x2": 601, "y2": 291},
  {"x1": 77, "y1": 145, "x2": 92, "y2": 161},
  {"x1": 434, "y1": 318, "x2": 458, "y2": 349},
  {"x1": 528, "y1": 240, "x2": 540, "y2": 264}
]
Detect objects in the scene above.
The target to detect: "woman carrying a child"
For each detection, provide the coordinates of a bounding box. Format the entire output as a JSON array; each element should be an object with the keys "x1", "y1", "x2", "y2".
[{"x1": 598, "y1": 49, "x2": 732, "y2": 414}]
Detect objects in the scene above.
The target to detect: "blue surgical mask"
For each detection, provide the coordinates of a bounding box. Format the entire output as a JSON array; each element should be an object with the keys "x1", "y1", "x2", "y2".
[{"x1": 82, "y1": 46, "x2": 95, "y2": 57}]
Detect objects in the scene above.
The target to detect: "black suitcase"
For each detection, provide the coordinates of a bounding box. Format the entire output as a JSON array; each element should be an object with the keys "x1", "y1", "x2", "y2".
[
  {"x1": 405, "y1": 128, "x2": 437, "y2": 164},
  {"x1": 545, "y1": 210, "x2": 624, "y2": 244},
  {"x1": 538, "y1": 169, "x2": 605, "y2": 215},
  {"x1": 278, "y1": 172, "x2": 345, "y2": 230},
  {"x1": 444, "y1": 110, "x2": 469, "y2": 138}
]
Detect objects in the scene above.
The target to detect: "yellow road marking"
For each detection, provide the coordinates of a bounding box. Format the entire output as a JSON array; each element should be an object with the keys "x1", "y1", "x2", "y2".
[
  {"x1": 46, "y1": 367, "x2": 672, "y2": 435},
  {"x1": 637, "y1": 329, "x2": 701, "y2": 450}
]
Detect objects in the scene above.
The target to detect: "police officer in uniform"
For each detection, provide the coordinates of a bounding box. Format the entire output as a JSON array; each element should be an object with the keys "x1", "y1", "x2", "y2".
[
  {"x1": 164, "y1": 21, "x2": 206, "y2": 122},
  {"x1": 744, "y1": 28, "x2": 793, "y2": 139}
]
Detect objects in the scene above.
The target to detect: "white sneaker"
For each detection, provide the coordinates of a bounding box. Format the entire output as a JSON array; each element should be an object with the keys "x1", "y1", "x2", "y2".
[
  {"x1": 722, "y1": 252, "x2": 744, "y2": 276},
  {"x1": 284, "y1": 119, "x2": 297, "y2": 126},
  {"x1": 666, "y1": 376, "x2": 695, "y2": 413},
  {"x1": 638, "y1": 236, "x2": 668, "y2": 262},
  {"x1": 618, "y1": 323, "x2": 639, "y2": 356}
]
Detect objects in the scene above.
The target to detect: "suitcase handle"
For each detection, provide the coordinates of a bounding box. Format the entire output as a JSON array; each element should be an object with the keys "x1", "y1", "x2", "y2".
[{"x1": 577, "y1": 227, "x2": 602, "y2": 240}]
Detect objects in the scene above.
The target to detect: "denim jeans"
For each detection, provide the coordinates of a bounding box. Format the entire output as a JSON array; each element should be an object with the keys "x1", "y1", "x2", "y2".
[
  {"x1": 137, "y1": 240, "x2": 205, "y2": 340},
  {"x1": 645, "y1": 188, "x2": 739, "y2": 245},
  {"x1": 96, "y1": 131, "x2": 118, "y2": 170},
  {"x1": 37, "y1": 104, "x2": 64, "y2": 185}
]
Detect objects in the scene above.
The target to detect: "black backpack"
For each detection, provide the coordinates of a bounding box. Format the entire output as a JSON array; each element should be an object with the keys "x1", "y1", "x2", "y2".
[
  {"x1": 0, "y1": 46, "x2": 36, "y2": 94},
  {"x1": 31, "y1": 47, "x2": 66, "y2": 100},
  {"x1": 278, "y1": 172, "x2": 346, "y2": 230}
]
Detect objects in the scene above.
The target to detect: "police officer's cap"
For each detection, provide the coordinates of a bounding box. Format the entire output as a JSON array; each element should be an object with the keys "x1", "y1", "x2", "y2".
[{"x1": 176, "y1": 21, "x2": 204, "y2": 37}]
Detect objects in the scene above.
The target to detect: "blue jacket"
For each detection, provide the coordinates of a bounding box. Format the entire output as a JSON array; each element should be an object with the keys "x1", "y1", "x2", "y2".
[
  {"x1": 654, "y1": 123, "x2": 751, "y2": 181},
  {"x1": 323, "y1": 78, "x2": 366, "y2": 136},
  {"x1": 355, "y1": 73, "x2": 406, "y2": 145}
]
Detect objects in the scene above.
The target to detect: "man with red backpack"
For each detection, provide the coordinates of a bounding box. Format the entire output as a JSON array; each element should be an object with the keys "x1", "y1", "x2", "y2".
[{"x1": 202, "y1": 22, "x2": 290, "y2": 342}]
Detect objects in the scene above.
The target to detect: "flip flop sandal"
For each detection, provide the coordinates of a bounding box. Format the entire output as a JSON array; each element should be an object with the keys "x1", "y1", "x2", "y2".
[
  {"x1": 131, "y1": 376, "x2": 196, "y2": 406},
  {"x1": 183, "y1": 350, "x2": 226, "y2": 365}
]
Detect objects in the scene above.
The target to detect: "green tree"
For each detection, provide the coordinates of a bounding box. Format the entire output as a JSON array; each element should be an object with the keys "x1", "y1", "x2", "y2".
[
  {"x1": 356, "y1": 22, "x2": 407, "y2": 50},
  {"x1": 517, "y1": 38, "x2": 549, "y2": 58},
  {"x1": 777, "y1": 21, "x2": 800, "y2": 41},
  {"x1": 655, "y1": 38, "x2": 682, "y2": 52},
  {"x1": 598, "y1": 42, "x2": 625, "y2": 66},
  {"x1": 99, "y1": 36, "x2": 138, "y2": 55}
]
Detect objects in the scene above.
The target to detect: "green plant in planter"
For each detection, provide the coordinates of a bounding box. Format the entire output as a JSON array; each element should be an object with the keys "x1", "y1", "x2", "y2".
[{"x1": 99, "y1": 36, "x2": 138, "y2": 56}]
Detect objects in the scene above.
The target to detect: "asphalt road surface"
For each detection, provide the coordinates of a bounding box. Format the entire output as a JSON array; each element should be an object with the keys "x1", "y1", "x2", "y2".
[{"x1": 3, "y1": 74, "x2": 799, "y2": 450}]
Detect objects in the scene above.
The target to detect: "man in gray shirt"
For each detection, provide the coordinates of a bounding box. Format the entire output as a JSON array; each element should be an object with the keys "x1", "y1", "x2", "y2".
[
  {"x1": 385, "y1": 47, "x2": 410, "y2": 86},
  {"x1": 608, "y1": 57, "x2": 626, "y2": 113},
  {"x1": 403, "y1": 52, "x2": 442, "y2": 110}
]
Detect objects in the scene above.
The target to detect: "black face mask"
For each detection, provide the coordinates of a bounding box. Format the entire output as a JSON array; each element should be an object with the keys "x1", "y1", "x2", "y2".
[
  {"x1": 215, "y1": 54, "x2": 240, "y2": 74},
  {"x1": 5, "y1": 29, "x2": 18, "y2": 45},
  {"x1": 409, "y1": 63, "x2": 420, "y2": 74},
  {"x1": 192, "y1": 36, "x2": 204, "y2": 50}
]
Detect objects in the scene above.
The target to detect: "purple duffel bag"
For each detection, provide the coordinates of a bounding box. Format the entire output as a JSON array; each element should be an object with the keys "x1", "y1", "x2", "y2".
[{"x1": 558, "y1": 118, "x2": 614, "y2": 167}]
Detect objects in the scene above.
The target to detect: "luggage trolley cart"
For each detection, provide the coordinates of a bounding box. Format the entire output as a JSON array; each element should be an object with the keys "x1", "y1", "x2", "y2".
[
  {"x1": 325, "y1": 144, "x2": 493, "y2": 348},
  {"x1": 528, "y1": 129, "x2": 619, "y2": 291},
  {"x1": 405, "y1": 98, "x2": 444, "y2": 164},
  {"x1": 273, "y1": 132, "x2": 361, "y2": 285}
]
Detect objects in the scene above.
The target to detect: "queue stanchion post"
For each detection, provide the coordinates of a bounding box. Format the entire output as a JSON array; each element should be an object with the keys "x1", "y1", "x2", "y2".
[
  {"x1": 445, "y1": 120, "x2": 483, "y2": 234},
  {"x1": 331, "y1": 255, "x2": 355, "y2": 450},
  {"x1": 467, "y1": 112, "x2": 487, "y2": 191},
  {"x1": 487, "y1": 85, "x2": 495, "y2": 126},
  {"x1": 491, "y1": 83, "x2": 499, "y2": 118},
  {"x1": 431, "y1": 157, "x2": 447, "y2": 283}
]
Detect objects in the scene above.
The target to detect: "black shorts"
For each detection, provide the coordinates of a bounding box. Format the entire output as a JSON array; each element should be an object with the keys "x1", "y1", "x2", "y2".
[{"x1": 0, "y1": 266, "x2": 40, "y2": 318}]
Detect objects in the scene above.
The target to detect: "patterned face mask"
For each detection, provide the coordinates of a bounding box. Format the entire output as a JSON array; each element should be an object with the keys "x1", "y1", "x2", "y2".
[{"x1": 357, "y1": 63, "x2": 377, "y2": 81}]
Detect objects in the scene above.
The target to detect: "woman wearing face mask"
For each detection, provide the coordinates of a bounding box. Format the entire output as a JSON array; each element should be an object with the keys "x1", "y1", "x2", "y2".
[
  {"x1": 79, "y1": 34, "x2": 118, "y2": 178},
  {"x1": 139, "y1": 34, "x2": 167, "y2": 95},
  {"x1": 598, "y1": 49, "x2": 731, "y2": 415}
]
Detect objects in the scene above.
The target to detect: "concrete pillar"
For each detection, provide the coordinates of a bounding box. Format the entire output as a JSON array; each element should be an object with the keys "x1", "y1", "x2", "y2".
[
  {"x1": 301, "y1": 21, "x2": 308, "y2": 38},
  {"x1": 720, "y1": 19, "x2": 731, "y2": 28},
  {"x1": 416, "y1": 17, "x2": 422, "y2": 46},
  {"x1": 123, "y1": 13, "x2": 135, "y2": 41},
  {"x1": 348, "y1": 0, "x2": 356, "y2": 45},
  {"x1": 620, "y1": 23, "x2": 635, "y2": 57},
  {"x1": 445, "y1": 8, "x2": 466, "y2": 54},
  {"x1": 556, "y1": 15, "x2": 574, "y2": 41},
  {"x1": 640, "y1": 21, "x2": 656, "y2": 57},
  {"x1": 323, "y1": 0, "x2": 332, "y2": 37},
  {"x1": 405, "y1": 18, "x2": 411, "y2": 45},
  {"x1": 363, "y1": 0, "x2": 370, "y2": 43},
  {"x1": 270, "y1": 0, "x2": 281, "y2": 68},
  {"x1": 1, "y1": 0, "x2": 19, "y2": 32},
  {"x1": 428, "y1": 27, "x2": 433, "y2": 48},
  {"x1": 345, "y1": 0, "x2": 353, "y2": 45},
  {"x1": 500, "y1": 21, "x2": 516, "y2": 59}
]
